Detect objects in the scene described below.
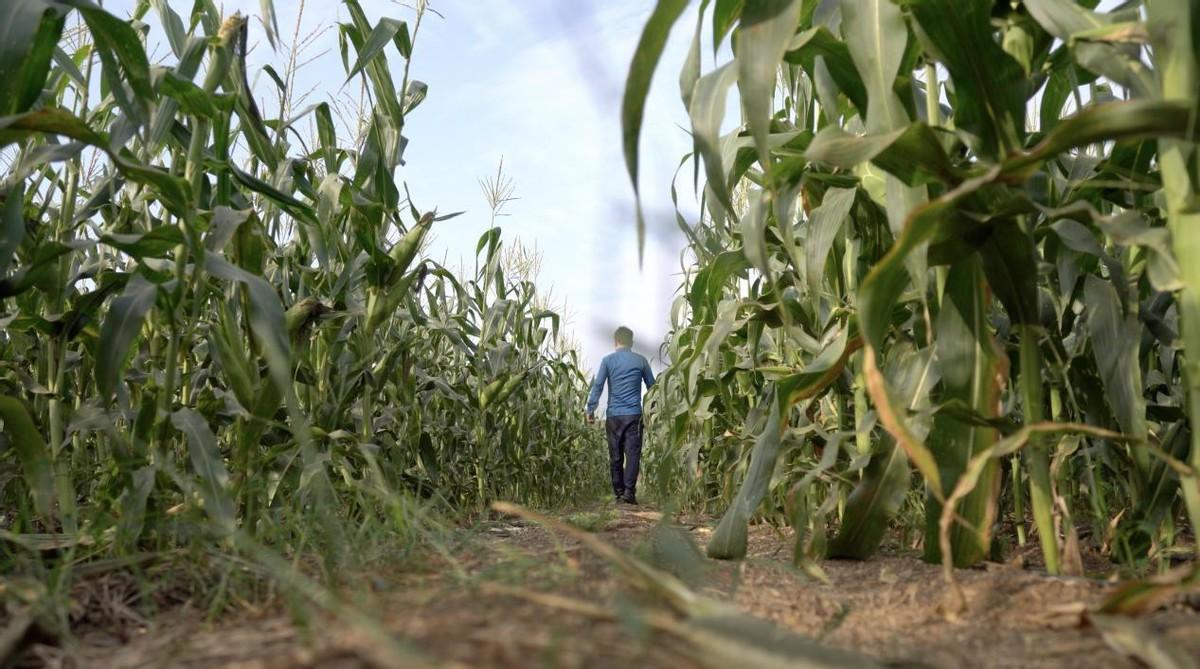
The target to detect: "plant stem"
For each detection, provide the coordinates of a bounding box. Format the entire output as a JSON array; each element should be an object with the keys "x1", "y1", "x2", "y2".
[{"x1": 1020, "y1": 324, "x2": 1059, "y2": 573}]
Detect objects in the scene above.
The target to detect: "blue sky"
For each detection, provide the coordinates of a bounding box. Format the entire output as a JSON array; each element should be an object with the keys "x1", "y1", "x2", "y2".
[{"x1": 112, "y1": 0, "x2": 715, "y2": 372}]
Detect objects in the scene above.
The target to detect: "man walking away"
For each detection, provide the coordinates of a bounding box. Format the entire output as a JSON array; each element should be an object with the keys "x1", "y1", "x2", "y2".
[{"x1": 586, "y1": 326, "x2": 655, "y2": 505}]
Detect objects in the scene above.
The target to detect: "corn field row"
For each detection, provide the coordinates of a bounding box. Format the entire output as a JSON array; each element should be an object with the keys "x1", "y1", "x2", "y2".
[
  {"x1": 0, "y1": 0, "x2": 607, "y2": 600},
  {"x1": 626, "y1": 0, "x2": 1199, "y2": 577}
]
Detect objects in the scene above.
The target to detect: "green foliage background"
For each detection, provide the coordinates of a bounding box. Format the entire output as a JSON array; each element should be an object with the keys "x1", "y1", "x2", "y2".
[
  {"x1": 0, "y1": 0, "x2": 607, "y2": 601},
  {"x1": 627, "y1": 0, "x2": 1200, "y2": 576}
]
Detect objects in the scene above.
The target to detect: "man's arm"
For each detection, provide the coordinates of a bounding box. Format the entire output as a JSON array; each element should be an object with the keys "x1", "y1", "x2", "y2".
[
  {"x1": 642, "y1": 358, "x2": 655, "y2": 388},
  {"x1": 585, "y1": 359, "x2": 608, "y2": 417}
]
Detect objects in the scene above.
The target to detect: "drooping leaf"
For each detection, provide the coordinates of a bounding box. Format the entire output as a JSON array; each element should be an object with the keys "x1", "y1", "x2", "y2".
[
  {"x1": 907, "y1": 0, "x2": 1026, "y2": 158},
  {"x1": 1085, "y1": 275, "x2": 1148, "y2": 444},
  {"x1": 707, "y1": 397, "x2": 783, "y2": 559},
  {"x1": 344, "y1": 17, "x2": 409, "y2": 82},
  {"x1": 804, "y1": 187, "x2": 856, "y2": 301},
  {"x1": 840, "y1": 0, "x2": 908, "y2": 133},
  {"x1": 66, "y1": 0, "x2": 156, "y2": 122},
  {"x1": 0, "y1": 0, "x2": 65, "y2": 116},
  {"x1": 784, "y1": 26, "x2": 868, "y2": 117},
  {"x1": 171, "y1": 409, "x2": 235, "y2": 534},
  {"x1": 1024, "y1": 0, "x2": 1155, "y2": 97},
  {"x1": 978, "y1": 219, "x2": 1039, "y2": 326},
  {"x1": 829, "y1": 348, "x2": 937, "y2": 559},
  {"x1": 0, "y1": 396, "x2": 55, "y2": 522},
  {"x1": 735, "y1": 0, "x2": 804, "y2": 170},
  {"x1": 0, "y1": 182, "x2": 25, "y2": 276},
  {"x1": 713, "y1": 0, "x2": 746, "y2": 48},
  {"x1": 690, "y1": 62, "x2": 740, "y2": 218},
  {"x1": 925, "y1": 255, "x2": 1003, "y2": 567},
  {"x1": 805, "y1": 123, "x2": 959, "y2": 186},
  {"x1": 621, "y1": 0, "x2": 690, "y2": 258},
  {"x1": 95, "y1": 274, "x2": 159, "y2": 402},
  {"x1": 0, "y1": 107, "x2": 191, "y2": 216}
]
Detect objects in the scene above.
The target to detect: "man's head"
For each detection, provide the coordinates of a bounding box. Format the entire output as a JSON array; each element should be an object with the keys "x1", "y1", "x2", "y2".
[{"x1": 613, "y1": 326, "x2": 633, "y2": 349}]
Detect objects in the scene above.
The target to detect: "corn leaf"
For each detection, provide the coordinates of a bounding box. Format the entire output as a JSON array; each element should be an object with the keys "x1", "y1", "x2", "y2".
[
  {"x1": 925, "y1": 255, "x2": 1003, "y2": 566},
  {"x1": 0, "y1": 0, "x2": 65, "y2": 116},
  {"x1": 735, "y1": 0, "x2": 803, "y2": 170},
  {"x1": 95, "y1": 274, "x2": 159, "y2": 402},
  {"x1": 171, "y1": 409, "x2": 235, "y2": 534},
  {"x1": 0, "y1": 396, "x2": 55, "y2": 522}
]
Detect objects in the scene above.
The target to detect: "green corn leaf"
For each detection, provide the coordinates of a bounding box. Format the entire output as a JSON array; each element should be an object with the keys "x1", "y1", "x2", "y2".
[
  {"x1": 209, "y1": 302, "x2": 258, "y2": 412},
  {"x1": 345, "y1": 17, "x2": 409, "y2": 82},
  {"x1": 0, "y1": 239, "x2": 89, "y2": 299},
  {"x1": 707, "y1": 326, "x2": 860, "y2": 561},
  {"x1": 0, "y1": 107, "x2": 191, "y2": 216},
  {"x1": 841, "y1": 0, "x2": 908, "y2": 133},
  {"x1": 775, "y1": 325, "x2": 860, "y2": 408},
  {"x1": 220, "y1": 16, "x2": 278, "y2": 165},
  {"x1": 690, "y1": 62, "x2": 740, "y2": 218},
  {"x1": 1122, "y1": 422, "x2": 1191, "y2": 557},
  {"x1": 204, "y1": 255, "x2": 291, "y2": 387},
  {"x1": 804, "y1": 187, "x2": 856, "y2": 304},
  {"x1": 204, "y1": 206, "x2": 252, "y2": 253},
  {"x1": 65, "y1": 0, "x2": 155, "y2": 122},
  {"x1": 0, "y1": 182, "x2": 25, "y2": 276},
  {"x1": 805, "y1": 123, "x2": 958, "y2": 187},
  {"x1": 830, "y1": 0, "x2": 931, "y2": 288},
  {"x1": 812, "y1": 55, "x2": 840, "y2": 124},
  {"x1": 227, "y1": 162, "x2": 315, "y2": 223},
  {"x1": 784, "y1": 27, "x2": 868, "y2": 118},
  {"x1": 621, "y1": 0, "x2": 689, "y2": 258},
  {"x1": 149, "y1": 0, "x2": 187, "y2": 58},
  {"x1": 735, "y1": 0, "x2": 804, "y2": 171},
  {"x1": 159, "y1": 71, "x2": 218, "y2": 118},
  {"x1": 115, "y1": 466, "x2": 156, "y2": 551},
  {"x1": 95, "y1": 274, "x2": 159, "y2": 402},
  {"x1": 713, "y1": 0, "x2": 745, "y2": 48},
  {"x1": 740, "y1": 190, "x2": 770, "y2": 277},
  {"x1": 0, "y1": 0, "x2": 65, "y2": 116},
  {"x1": 315, "y1": 102, "x2": 338, "y2": 172},
  {"x1": 828, "y1": 433, "x2": 909, "y2": 559},
  {"x1": 854, "y1": 166, "x2": 1003, "y2": 503},
  {"x1": 1095, "y1": 213, "x2": 1182, "y2": 293},
  {"x1": 907, "y1": 0, "x2": 1026, "y2": 158},
  {"x1": 1085, "y1": 275, "x2": 1149, "y2": 444},
  {"x1": 260, "y1": 0, "x2": 280, "y2": 49},
  {"x1": 858, "y1": 166, "x2": 998, "y2": 352},
  {"x1": 101, "y1": 226, "x2": 186, "y2": 259},
  {"x1": 829, "y1": 348, "x2": 937, "y2": 559},
  {"x1": 171, "y1": 409, "x2": 235, "y2": 534},
  {"x1": 925, "y1": 255, "x2": 1003, "y2": 567},
  {"x1": 343, "y1": 0, "x2": 403, "y2": 125},
  {"x1": 1005, "y1": 99, "x2": 1200, "y2": 178},
  {"x1": 707, "y1": 396, "x2": 783, "y2": 559},
  {"x1": 0, "y1": 396, "x2": 55, "y2": 522},
  {"x1": 680, "y1": 0, "x2": 708, "y2": 109},
  {"x1": 977, "y1": 219, "x2": 1039, "y2": 326},
  {"x1": 1049, "y1": 218, "x2": 1130, "y2": 307},
  {"x1": 1024, "y1": 0, "x2": 1155, "y2": 97}
]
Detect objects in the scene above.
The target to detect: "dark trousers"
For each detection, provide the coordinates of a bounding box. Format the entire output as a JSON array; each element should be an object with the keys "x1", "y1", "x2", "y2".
[{"x1": 605, "y1": 414, "x2": 643, "y2": 498}]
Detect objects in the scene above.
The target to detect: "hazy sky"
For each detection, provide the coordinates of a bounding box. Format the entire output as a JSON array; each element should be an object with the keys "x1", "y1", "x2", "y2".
[{"x1": 109, "y1": 0, "x2": 716, "y2": 373}]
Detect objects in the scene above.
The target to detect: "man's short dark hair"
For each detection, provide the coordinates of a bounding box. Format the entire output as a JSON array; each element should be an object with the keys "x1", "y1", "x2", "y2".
[{"x1": 614, "y1": 326, "x2": 633, "y2": 347}]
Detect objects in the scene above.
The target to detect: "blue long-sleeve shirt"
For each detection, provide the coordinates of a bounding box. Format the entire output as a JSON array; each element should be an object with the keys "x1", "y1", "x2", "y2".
[{"x1": 586, "y1": 347, "x2": 655, "y2": 417}]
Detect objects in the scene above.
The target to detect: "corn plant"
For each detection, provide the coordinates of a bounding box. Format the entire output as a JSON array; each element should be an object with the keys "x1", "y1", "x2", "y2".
[
  {"x1": 0, "y1": 0, "x2": 605, "y2": 616},
  {"x1": 626, "y1": 0, "x2": 1199, "y2": 574}
]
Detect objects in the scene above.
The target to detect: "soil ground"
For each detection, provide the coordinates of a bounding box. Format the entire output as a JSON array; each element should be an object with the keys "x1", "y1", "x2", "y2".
[{"x1": 14, "y1": 503, "x2": 1200, "y2": 668}]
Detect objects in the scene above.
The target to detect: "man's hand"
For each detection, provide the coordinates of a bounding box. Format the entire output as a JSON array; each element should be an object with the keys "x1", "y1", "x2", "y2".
[{"x1": 585, "y1": 412, "x2": 595, "y2": 424}]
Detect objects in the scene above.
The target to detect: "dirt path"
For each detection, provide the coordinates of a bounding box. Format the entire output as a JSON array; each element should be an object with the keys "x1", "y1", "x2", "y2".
[{"x1": 27, "y1": 504, "x2": 1200, "y2": 668}]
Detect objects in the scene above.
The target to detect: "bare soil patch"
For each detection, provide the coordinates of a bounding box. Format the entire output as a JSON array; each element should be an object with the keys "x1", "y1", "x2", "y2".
[{"x1": 14, "y1": 504, "x2": 1200, "y2": 668}]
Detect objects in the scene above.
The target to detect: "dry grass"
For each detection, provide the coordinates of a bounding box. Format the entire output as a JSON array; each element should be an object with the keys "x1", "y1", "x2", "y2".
[{"x1": 14, "y1": 505, "x2": 1197, "y2": 669}]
